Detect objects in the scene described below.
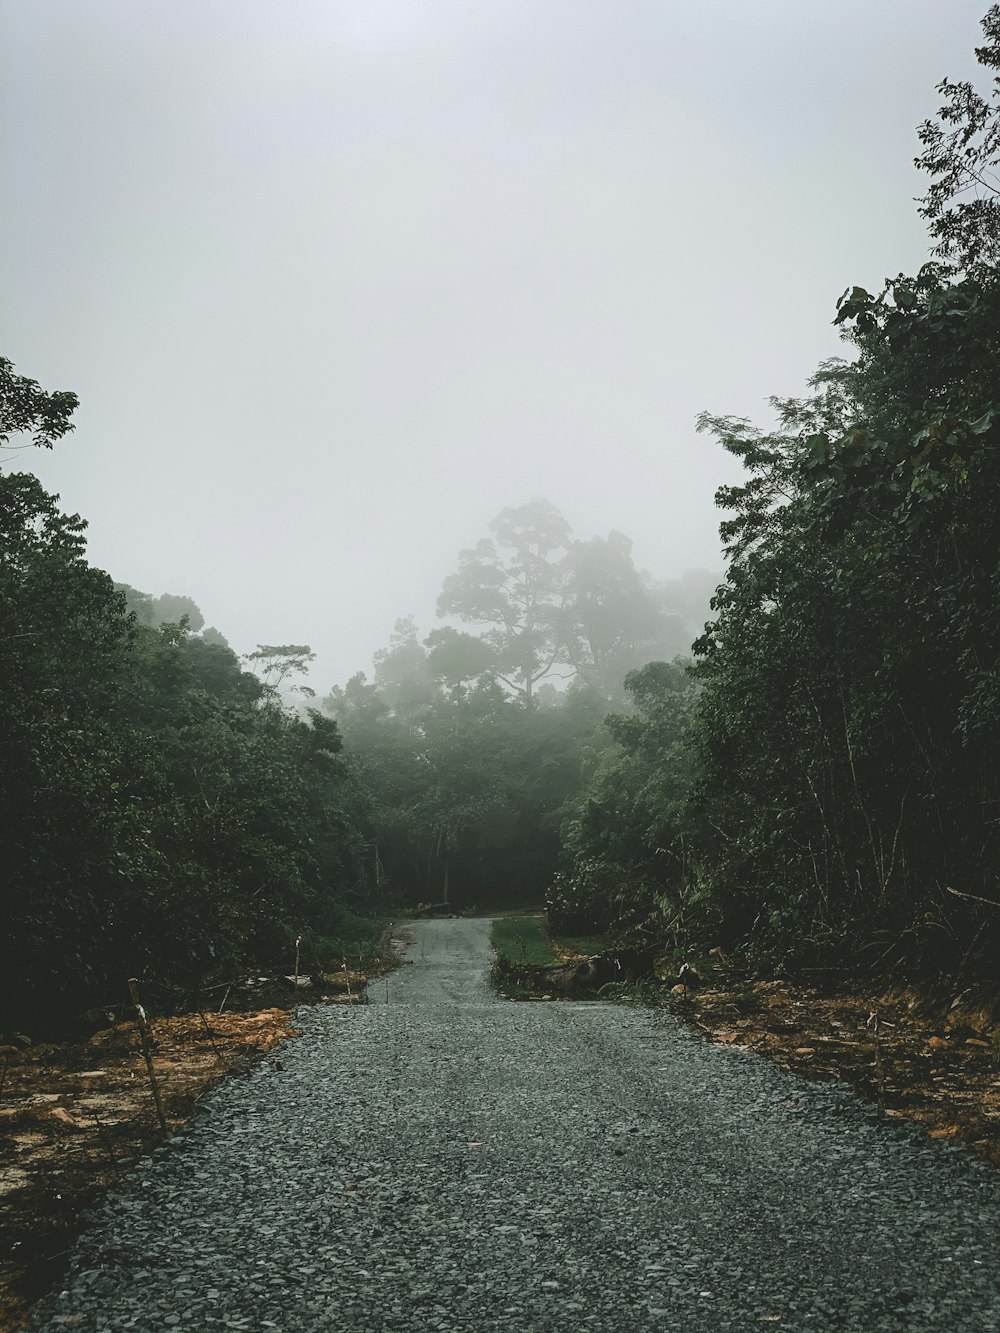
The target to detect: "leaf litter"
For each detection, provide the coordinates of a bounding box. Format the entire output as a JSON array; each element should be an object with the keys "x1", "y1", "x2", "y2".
[
  {"x1": 676, "y1": 977, "x2": 1000, "y2": 1165},
  {"x1": 0, "y1": 1006, "x2": 301, "y2": 1331}
]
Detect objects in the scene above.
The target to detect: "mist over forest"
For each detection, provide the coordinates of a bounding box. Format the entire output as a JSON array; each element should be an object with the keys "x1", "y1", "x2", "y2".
[
  {"x1": 9, "y1": 9, "x2": 1000, "y2": 1325},
  {"x1": 5, "y1": 2, "x2": 1000, "y2": 1035},
  {"x1": 106, "y1": 501, "x2": 721, "y2": 929}
]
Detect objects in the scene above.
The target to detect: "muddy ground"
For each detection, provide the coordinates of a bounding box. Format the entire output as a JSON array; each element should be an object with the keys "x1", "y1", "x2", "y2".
[{"x1": 0, "y1": 970, "x2": 370, "y2": 1332}]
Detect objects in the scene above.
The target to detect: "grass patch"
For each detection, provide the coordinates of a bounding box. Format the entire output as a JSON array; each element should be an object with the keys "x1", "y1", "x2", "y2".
[
  {"x1": 597, "y1": 978, "x2": 667, "y2": 1006},
  {"x1": 490, "y1": 916, "x2": 557, "y2": 966}
]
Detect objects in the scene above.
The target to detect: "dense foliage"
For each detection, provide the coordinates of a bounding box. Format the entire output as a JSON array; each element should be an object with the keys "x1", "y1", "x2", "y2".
[
  {"x1": 1, "y1": 375, "x2": 375, "y2": 1030},
  {"x1": 554, "y1": 9, "x2": 1000, "y2": 981},
  {"x1": 550, "y1": 661, "x2": 698, "y2": 944},
  {"x1": 325, "y1": 620, "x2": 613, "y2": 909},
  {"x1": 688, "y1": 257, "x2": 1000, "y2": 974}
]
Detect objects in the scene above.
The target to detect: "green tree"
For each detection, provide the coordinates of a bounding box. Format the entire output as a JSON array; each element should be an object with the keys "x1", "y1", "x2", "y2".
[
  {"x1": 152, "y1": 592, "x2": 204, "y2": 632},
  {"x1": 559, "y1": 531, "x2": 685, "y2": 700},
  {"x1": 201, "y1": 625, "x2": 231, "y2": 650},
  {"x1": 115, "y1": 582, "x2": 157, "y2": 626},
  {"x1": 437, "y1": 499, "x2": 571, "y2": 705},
  {"x1": 425, "y1": 626, "x2": 496, "y2": 700},
  {"x1": 916, "y1": 4, "x2": 1000, "y2": 274},
  {"x1": 0, "y1": 357, "x2": 78, "y2": 453},
  {"x1": 244, "y1": 643, "x2": 316, "y2": 693},
  {"x1": 0, "y1": 471, "x2": 142, "y2": 1021},
  {"x1": 553, "y1": 661, "x2": 698, "y2": 941},
  {"x1": 373, "y1": 617, "x2": 436, "y2": 720}
]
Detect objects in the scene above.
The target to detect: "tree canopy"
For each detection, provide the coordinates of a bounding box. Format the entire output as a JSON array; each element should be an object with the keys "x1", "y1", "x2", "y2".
[
  {"x1": 0, "y1": 376, "x2": 376, "y2": 1029},
  {"x1": 0, "y1": 357, "x2": 78, "y2": 452},
  {"x1": 550, "y1": 7, "x2": 1000, "y2": 981}
]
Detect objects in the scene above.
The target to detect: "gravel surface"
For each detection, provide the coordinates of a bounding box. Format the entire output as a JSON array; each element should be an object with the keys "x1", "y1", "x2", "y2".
[{"x1": 30, "y1": 919, "x2": 1000, "y2": 1331}]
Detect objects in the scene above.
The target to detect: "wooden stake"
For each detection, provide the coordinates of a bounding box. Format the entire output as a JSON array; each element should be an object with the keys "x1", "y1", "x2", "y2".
[
  {"x1": 867, "y1": 1009, "x2": 885, "y2": 1117},
  {"x1": 294, "y1": 935, "x2": 302, "y2": 997},
  {"x1": 128, "y1": 978, "x2": 168, "y2": 1135},
  {"x1": 197, "y1": 1008, "x2": 227, "y2": 1066}
]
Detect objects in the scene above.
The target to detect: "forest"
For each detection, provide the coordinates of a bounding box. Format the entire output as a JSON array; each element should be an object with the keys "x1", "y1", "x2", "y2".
[{"x1": 4, "y1": 8, "x2": 1000, "y2": 1033}]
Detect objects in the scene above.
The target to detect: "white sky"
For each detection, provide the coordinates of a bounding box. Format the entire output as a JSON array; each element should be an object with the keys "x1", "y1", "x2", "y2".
[{"x1": 1, "y1": 1, "x2": 989, "y2": 687}]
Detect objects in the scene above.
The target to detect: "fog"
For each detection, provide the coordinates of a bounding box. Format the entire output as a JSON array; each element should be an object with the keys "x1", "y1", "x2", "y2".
[{"x1": 2, "y1": 1, "x2": 986, "y2": 686}]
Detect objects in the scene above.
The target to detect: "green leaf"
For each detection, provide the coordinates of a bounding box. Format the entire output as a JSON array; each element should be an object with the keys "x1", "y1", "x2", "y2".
[{"x1": 969, "y1": 408, "x2": 995, "y2": 435}]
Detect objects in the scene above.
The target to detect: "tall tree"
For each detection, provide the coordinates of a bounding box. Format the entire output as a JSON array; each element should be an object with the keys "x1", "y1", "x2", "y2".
[
  {"x1": 558, "y1": 531, "x2": 685, "y2": 700},
  {"x1": 372, "y1": 617, "x2": 436, "y2": 721},
  {"x1": 244, "y1": 643, "x2": 316, "y2": 693},
  {"x1": 553, "y1": 661, "x2": 697, "y2": 939},
  {"x1": 437, "y1": 499, "x2": 571, "y2": 705},
  {"x1": 1, "y1": 470, "x2": 140, "y2": 1021}
]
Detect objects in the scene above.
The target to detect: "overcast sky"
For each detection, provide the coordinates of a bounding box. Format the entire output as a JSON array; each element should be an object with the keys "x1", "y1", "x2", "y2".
[{"x1": 2, "y1": 1, "x2": 989, "y2": 688}]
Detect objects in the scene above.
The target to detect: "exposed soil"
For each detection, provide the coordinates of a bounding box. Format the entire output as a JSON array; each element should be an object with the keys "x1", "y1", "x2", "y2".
[
  {"x1": 0, "y1": 970, "x2": 370, "y2": 1332},
  {"x1": 8, "y1": 936, "x2": 1000, "y2": 1328},
  {"x1": 677, "y1": 976, "x2": 1000, "y2": 1166},
  {"x1": 14, "y1": 925, "x2": 1000, "y2": 1331}
]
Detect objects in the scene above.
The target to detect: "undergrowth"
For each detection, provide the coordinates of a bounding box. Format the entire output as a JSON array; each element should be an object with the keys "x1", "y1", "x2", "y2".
[{"x1": 597, "y1": 978, "x2": 667, "y2": 1006}]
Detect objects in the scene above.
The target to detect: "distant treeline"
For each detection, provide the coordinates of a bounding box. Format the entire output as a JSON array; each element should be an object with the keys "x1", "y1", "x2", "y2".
[{"x1": 321, "y1": 508, "x2": 717, "y2": 911}]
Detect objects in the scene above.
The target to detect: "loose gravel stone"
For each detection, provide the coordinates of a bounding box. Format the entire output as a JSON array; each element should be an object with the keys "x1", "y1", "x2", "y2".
[{"x1": 28, "y1": 918, "x2": 1000, "y2": 1331}]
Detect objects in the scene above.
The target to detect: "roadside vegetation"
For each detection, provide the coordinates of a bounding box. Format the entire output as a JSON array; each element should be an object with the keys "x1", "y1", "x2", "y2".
[
  {"x1": 0, "y1": 373, "x2": 387, "y2": 1034},
  {"x1": 489, "y1": 915, "x2": 605, "y2": 972},
  {"x1": 490, "y1": 917, "x2": 557, "y2": 967},
  {"x1": 5, "y1": 11, "x2": 1000, "y2": 1049},
  {"x1": 551, "y1": 10, "x2": 1000, "y2": 985}
]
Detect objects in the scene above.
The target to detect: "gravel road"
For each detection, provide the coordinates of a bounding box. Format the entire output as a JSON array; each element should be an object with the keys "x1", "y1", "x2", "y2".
[{"x1": 31, "y1": 919, "x2": 1000, "y2": 1331}]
